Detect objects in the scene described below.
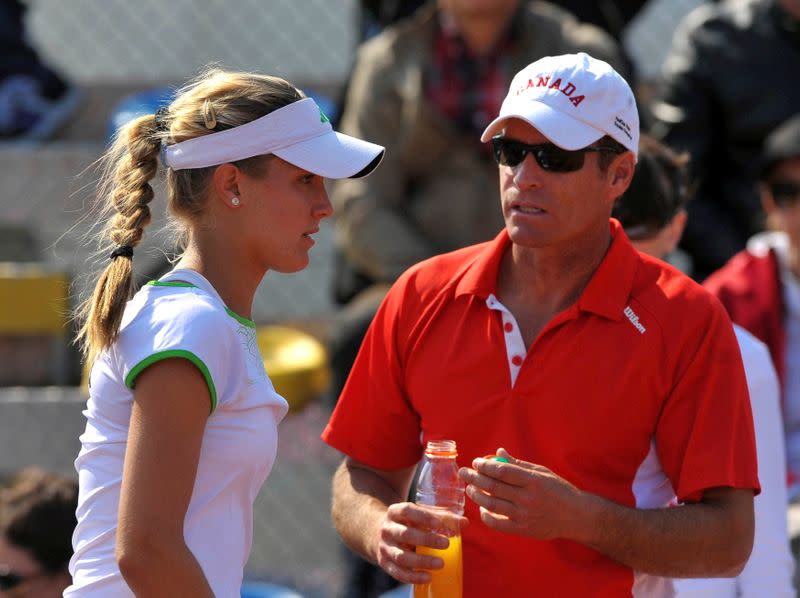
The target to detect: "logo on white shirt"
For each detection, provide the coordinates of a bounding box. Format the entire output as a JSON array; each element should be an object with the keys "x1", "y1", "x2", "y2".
[{"x1": 624, "y1": 306, "x2": 646, "y2": 334}]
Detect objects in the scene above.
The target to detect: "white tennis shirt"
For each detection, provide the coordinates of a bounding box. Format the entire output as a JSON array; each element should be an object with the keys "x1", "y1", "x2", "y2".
[{"x1": 65, "y1": 269, "x2": 288, "y2": 597}]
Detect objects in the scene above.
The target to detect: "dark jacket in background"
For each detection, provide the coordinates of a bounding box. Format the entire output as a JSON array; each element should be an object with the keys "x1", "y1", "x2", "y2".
[{"x1": 652, "y1": 0, "x2": 800, "y2": 279}]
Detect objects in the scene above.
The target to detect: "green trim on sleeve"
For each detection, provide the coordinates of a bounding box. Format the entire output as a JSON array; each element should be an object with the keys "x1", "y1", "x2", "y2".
[
  {"x1": 125, "y1": 350, "x2": 218, "y2": 413},
  {"x1": 225, "y1": 307, "x2": 256, "y2": 328},
  {"x1": 147, "y1": 281, "x2": 198, "y2": 287}
]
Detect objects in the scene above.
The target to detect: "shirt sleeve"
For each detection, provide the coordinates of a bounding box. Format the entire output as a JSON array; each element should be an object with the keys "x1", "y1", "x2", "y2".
[
  {"x1": 115, "y1": 295, "x2": 233, "y2": 413},
  {"x1": 733, "y1": 327, "x2": 794, "y2": 597},
  {"x1": 655, "y1": 298, "x2": 760, "y2": 503},
  {"x1": 322, "y1": 275, "x2": 424, "y2": 470}
]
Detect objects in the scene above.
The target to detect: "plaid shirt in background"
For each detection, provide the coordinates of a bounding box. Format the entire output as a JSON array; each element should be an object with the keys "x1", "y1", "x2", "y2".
[{"x1": 426, "y1": 13, "x2": 520, "y2": 157}]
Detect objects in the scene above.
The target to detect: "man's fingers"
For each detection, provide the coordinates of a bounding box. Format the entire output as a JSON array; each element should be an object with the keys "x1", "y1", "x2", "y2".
[
  {"x1": 459, "y1": 460, "x2": 532, "y2": 493},
  {"x1": 461, "y1": 454, "x2": 549, "y2": 489},
  {"x1": 478, "y1": 506, "x2": 517, "y2": 534},
  {"x1": 387, "y1": 501, "x2": 460, "y2": 531},
  {"x1": 377, "y1": 533, "x2": 452, "y2": 585},
  {"x1": 383, "y1": 519, "x2": 449, "y2": 551},
  {"x1": 379, "y1": 552, "x2": 435, "y2": 585},
  {"x1": 465, "y1": 481, "x2": 518, "y2": 517},
  {"x1": 378, "y1": 501, "x2": 467, "y2": 584}
]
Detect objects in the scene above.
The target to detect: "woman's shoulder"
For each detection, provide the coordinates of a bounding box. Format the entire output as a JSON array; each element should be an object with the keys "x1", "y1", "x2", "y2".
[{"x1": 119, "y1": 283, "x2": 234, "y2": 354}]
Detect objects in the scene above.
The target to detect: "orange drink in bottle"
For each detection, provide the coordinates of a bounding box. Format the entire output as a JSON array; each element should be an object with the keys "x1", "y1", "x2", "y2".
[
  {"x1": 414, "y1": 531, "x2": 462, "y2": 598},
  {"x1": 414, "y1": 440, "x2": 464, "y2": 598}
]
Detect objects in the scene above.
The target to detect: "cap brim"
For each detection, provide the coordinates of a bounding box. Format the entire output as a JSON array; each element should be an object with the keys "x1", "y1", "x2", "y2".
[
  {"x1": 273, "y1": 131, "x2": 384, "y2": 179},
  {"x1": 480, "y1": 99, "x2": 605, "y2": 150}
]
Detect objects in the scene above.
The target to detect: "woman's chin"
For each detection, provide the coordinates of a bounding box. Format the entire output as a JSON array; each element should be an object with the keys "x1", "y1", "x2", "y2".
[{"x1": 271, "y1": 256, "x2": 310, "y2": 274}]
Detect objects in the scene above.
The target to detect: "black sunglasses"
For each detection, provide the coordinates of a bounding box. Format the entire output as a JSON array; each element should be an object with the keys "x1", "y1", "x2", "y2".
[
  {"x1": 491, "y1": 135, "x2": 622, "y2": 172},
  {"x1": 769, "y1": 180, "x2": 800, "y2": 205}
]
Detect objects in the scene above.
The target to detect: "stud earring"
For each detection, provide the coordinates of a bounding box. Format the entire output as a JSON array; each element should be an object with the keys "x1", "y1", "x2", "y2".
[{"x1": 231, "y1": 196, "x2": 240, "y2": 206}]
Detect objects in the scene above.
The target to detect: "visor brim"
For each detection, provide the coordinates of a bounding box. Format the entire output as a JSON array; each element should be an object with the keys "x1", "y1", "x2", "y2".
[{"x1": 274, "y1": 131, "x2": 385, "y2": 179}]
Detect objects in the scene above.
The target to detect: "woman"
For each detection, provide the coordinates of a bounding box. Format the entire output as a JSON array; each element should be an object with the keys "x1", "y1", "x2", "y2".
[
  {"x1": 0, "y1": 468, "x2": 77, "y2": 598},
  {"x1": 65, "y1": 68, "x2": 383, "y2": 597}
]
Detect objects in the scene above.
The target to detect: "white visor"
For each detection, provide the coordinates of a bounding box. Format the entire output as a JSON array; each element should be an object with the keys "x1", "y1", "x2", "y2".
[{"x1": 163, "y1": 97, "x2": 384, "y2": 178}]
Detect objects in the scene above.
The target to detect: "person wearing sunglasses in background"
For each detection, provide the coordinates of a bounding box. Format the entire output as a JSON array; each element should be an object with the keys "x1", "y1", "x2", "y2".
[
  {"x1": 323, "y1": 53, "x2": 759, "y2": 596},
  {"x1": 705, "y1": 114, "x2": 800, "y2": 505},
  {"x1": 613, "y1": 134, "x2": 795, "y2": 597},
  {"x1": 0, "y1": 468, "x2": 77, "y2": 598}
]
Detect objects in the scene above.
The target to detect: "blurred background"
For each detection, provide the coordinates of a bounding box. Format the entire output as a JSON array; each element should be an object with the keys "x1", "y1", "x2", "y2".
[{"x1": 0, "y1": 1, "x2": 720, "y2": 595}]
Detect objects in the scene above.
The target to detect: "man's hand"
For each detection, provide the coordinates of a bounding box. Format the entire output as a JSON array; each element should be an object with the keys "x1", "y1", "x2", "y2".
[
  {"x1": 458, "y1": 448, "x2": 586, "y2": 540},
  {"x1": 373, "y1": 501, "x2": 469, "y2": 584},
  {"x1": 459, "y1": 449, "x2": 755, "y2": 577}
]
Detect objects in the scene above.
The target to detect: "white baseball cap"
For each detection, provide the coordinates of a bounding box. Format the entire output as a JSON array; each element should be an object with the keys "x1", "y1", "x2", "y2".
[
  {"x1": 164, "y1": 97, "x2": 384, "y2": 178},
  {"x1": 481, "y1": 53, "x2": 639, "y2": 159}
]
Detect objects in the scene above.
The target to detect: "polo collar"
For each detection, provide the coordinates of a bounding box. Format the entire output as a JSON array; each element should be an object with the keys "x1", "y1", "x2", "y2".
[
  {"x1": 576, "y1": 219, "x2": 640, "y2": 321},
  {"x1": 454, "y1": 229, "x2": 510, "y2": 299},
  {"x1": 454, "y1": 219, "x2": 640, "y2": 321}
]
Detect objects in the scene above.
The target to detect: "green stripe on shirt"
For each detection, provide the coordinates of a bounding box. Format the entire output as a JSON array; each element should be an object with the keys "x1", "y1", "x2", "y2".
[{"x1": 125, "y1": 350, "x2": 218, "y2": 413}]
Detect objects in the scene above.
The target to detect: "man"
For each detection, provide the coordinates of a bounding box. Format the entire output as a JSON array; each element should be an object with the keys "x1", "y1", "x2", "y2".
[
  {"x1": 651, "y1": 0, "x2": 800, "y2": 279},
  {"x1": 323, "y1": 53, "x2": 758, "y2": 596},
  {"x1": 329, "y1": 0, "x2": 627, "y2": 402},
  {"x1": 613, "y1": 135, "x2": 795, "y2": 597},
  {"x1": 0, "y1": 468, "x2": 78, "y2": 598}
]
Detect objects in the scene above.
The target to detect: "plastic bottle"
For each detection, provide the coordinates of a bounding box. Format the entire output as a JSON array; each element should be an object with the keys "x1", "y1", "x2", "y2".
[{"x1": 413, "y1": 439, "x2": 465, "y2": 598}]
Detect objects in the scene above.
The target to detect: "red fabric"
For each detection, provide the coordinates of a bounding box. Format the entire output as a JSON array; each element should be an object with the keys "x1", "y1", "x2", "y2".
[
  {"x1": 703, "y1": 249, "x2": 785, "y2": 396},
  {"x1": 323, "y1": 221, "x2": 759, "y2": 597}
]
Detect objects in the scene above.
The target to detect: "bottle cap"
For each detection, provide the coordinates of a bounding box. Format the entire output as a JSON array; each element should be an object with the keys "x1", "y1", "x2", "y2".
[
  {"x1": 425, "y1": 440, "x2": 457, "y2": 457},
  {"x1": 482, "y1": 454, "x2": 509, "y2": 463}
]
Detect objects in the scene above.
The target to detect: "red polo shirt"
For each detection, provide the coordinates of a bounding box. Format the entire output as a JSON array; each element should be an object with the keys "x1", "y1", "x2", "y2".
[{"x1": 323, "y1": 220, "x2": 759, "y2": 597}]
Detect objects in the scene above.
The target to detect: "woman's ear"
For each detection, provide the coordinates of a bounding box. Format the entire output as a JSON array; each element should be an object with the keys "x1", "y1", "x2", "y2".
[{"x1": 211, "y1": 163, "x2": 241, "y2": 208}]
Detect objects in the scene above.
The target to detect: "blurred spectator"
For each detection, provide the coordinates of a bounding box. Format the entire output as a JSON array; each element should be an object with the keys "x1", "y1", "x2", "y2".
[
  {"x1": 544, "y1": 0, "x2": 648, "y2": 38},
  {"x1": 704, "y1": 114, "x2": 800, "y2": 501},
  {"x1": 328, "y1": 5, "x2": 626, "y2": 595},
  {"x1": 545, "y1": 0, "x2": 648, "y2": 85},
  {"x1": 357, "y1": 0, "x2": 429, "y2": 41},
  {"x1": 0, "y1": 0, "x2": 80, "y2": 140},
  {"x1": 650, "y1": 0, "x2": 800, "y2": 280},
  {"x1": 614, "y1": 134, "x2": 796, "y2": 597},
  {"x1": 0, "y1": 467, "x2": 78, "y2": 598}
]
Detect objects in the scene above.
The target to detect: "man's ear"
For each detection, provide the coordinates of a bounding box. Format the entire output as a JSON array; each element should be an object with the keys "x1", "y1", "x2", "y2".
[
  {"x1": 665, "y1": 209, "x2": 688, "y2": 253},
  {"x1": 608, "y1": 152, "x2": 636, "y2": 200},
  {"x1": 761, "y1": 182, "x2": 778, "y2": 214},
  {"x1": 211, "y1": 163, "x2": 242, "y2": 208},
  {"x1": 761, "y1": 182, "x2": 786, "y2": 231}
]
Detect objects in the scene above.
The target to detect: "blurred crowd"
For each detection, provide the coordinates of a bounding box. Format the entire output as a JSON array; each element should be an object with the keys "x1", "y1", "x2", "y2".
[{"x1": 1, "y1": 0, "x2": 799, "y2": 596}]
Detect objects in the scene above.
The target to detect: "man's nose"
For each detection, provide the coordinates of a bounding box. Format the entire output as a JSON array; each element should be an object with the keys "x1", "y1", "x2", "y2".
[{"x1": 512, "y1": 153, "x2": 545, "y2": 188}]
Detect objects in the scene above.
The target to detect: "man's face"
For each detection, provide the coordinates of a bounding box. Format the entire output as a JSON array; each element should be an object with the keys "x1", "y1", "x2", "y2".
[
  {"x1": 779, "y1": 0, "x2": 800, "y2": 19},
  {"x1": 439, "y1": 0, "x2": 520, "y2": 20},
  {"x1": 497, "y1": 119, "x2": 628, "y2": 250},
  {"x1": 0, "y1": 536, "x2": 68, "y2": 598},
  {"x1": 763, "y1": 156, "x2": 800, "y2": 249}
]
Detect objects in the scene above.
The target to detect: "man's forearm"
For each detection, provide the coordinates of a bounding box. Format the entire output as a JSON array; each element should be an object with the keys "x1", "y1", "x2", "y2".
[
  {"x1": 574, "y1": 488, "x2": 754, "y2": 577},
  {"x1": 331, "y1": 459, "x2": 412, "y2": 563}
]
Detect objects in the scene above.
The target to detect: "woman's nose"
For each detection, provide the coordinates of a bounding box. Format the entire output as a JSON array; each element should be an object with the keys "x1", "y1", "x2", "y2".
[{"x1": 314, "y1": 187, "x2": 334, "y2": 219}]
